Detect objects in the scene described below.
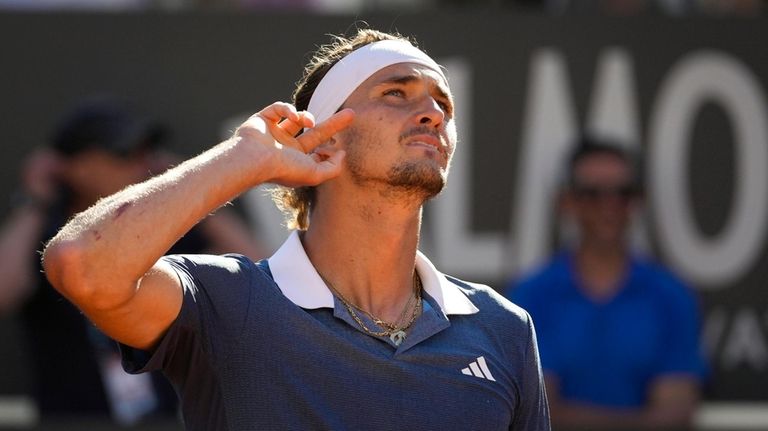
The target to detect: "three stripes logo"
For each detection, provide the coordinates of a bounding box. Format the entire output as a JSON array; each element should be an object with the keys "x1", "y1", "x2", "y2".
[{"x1": 461, "y1": 356, "x2": 496, "y2": 381}]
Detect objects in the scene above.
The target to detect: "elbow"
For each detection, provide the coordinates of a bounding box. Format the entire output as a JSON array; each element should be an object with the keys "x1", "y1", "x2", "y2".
[
  {"x1": 42, "y1": 236, "x2": 138, "y2": 311},
  {"x1": 41, "y1": 237, "x2": 89, "y2": 301}
]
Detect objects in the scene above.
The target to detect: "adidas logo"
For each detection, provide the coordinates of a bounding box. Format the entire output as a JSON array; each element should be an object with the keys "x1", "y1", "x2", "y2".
[{"x1": 461, "y1": 356, "x2": 496, "y2": 381}]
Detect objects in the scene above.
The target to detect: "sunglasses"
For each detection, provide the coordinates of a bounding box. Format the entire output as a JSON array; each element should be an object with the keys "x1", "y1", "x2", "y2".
[{"x1": 571, "y1": 184, "x2": 638, "y2": 201}]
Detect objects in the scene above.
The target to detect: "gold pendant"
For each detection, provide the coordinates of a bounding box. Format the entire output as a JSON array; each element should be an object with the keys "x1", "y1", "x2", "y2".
[{"x1": 390, "y1": 330, "x2": 407, "y2": 346}]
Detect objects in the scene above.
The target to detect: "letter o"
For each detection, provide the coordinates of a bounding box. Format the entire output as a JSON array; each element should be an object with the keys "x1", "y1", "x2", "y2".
[{"x1": 648, "y1": 51, "x2": 768, "y2": 288}]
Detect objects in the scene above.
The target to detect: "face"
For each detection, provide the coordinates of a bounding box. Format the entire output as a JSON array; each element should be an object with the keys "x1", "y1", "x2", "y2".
[
  {"x1": 62, "y1": 149, "x2": 151, "y2": 203},
  {"x1": 334, "y1": 62, "x2": 457, "y2": 201},
  {"x1": 564, "y1": 153, "x2": 639, "y2": 247}
]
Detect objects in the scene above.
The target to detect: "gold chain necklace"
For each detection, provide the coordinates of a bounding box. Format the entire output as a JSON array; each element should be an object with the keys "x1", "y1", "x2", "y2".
[
  {"x1": 354, "y1": 277, "x2": 418, "y2": 331},
  {"x1": 322, "y1": 271, "x2": 423, "y2": 346}
]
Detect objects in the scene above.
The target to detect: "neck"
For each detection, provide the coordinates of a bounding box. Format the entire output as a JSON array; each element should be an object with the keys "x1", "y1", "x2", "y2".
[
  {"x1": 574, "y1": 240, "x2": 629, "y2": 300},
  {"x1": 303, "y1": 188, "x2": 423, "y2": 323}
]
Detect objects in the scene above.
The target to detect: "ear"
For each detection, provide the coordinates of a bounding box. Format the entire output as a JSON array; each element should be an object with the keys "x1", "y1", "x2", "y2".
[
  {"x1": 320, "y1": 133, "x2": 344, "y2": 150},
  {"x1": 312, "y1": 137, "x2": 337, "y2": 152}
]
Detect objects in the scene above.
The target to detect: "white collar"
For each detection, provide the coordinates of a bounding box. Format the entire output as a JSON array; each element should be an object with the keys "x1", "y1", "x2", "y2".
[{"x1": 267, "y1": 231, "x2": 478, "y2": 315}]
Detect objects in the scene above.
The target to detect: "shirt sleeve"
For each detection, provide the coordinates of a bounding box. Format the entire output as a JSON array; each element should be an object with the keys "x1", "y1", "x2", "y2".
[
  {"x1": 506, "y1": 278, "x2": 562, "y2": 378},
  {"x1": 655, "y1": 276, "x2": 708, "y2": 379},
  {"x1": 121, "y1": 253, "x2": 255, "y2": 374},
  {"x1": 510, "y1": 310, "x2": 552, "y2": 431}
]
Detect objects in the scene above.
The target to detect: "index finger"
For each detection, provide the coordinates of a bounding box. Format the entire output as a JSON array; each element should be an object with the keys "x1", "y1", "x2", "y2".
[{"x1": 297, "y1": 109, "x2": 355, "y2": 152}]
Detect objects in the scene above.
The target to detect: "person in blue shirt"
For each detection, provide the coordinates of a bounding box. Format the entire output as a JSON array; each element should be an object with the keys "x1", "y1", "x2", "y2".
[
  {"x1": 41, "y1": 29, "x2": 550, "y2": 430},
  {"x1": 506, "y1": 138, "x2": 706, "y2": 430}
]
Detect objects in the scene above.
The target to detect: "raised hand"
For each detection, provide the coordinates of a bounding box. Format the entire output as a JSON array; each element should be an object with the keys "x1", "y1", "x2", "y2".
[
  {"x1": 234, "y1": 102, "x2": 354, "y2": 188},
  {"x1": 41, "y1": 102, "x2": 351, "y2": 351}
]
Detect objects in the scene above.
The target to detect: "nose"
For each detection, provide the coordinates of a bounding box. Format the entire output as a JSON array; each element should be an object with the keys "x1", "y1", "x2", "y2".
[{"x1": 417, "y1": 96, "x2": 445, "y2": 127}]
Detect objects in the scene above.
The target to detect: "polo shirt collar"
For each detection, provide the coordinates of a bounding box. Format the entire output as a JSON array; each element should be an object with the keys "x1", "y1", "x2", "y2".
[{"x1": 268, "y1": 231, "x2": 479, "y2": 315}]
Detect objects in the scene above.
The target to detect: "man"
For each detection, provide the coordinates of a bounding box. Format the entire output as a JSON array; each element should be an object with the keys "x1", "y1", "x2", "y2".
[
  {"x1": 41, "y1": 29, "x2": 550, "y2": 430},
  {"x1": 0, "y1": 96, "x2": 262, "y2": 424},
  {"x1": 506, "y1": 138, "x2": 706, "y2": 430}
]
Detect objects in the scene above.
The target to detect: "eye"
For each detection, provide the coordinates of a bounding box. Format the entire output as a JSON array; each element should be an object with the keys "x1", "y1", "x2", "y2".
[
  {"x1": 437, "y1": 99, "x2": 453, "y2": 115},
  {"x1": 383, "y1": 88, "x2": 405, "y2": 97}
]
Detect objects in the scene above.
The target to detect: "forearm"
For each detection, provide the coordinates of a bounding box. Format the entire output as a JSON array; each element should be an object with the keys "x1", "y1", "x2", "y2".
[
  {"x1": 0, "y1": 205, "x2": 47, "y2": 311},
  {"x1": 550, "y1": 401, "x2": 693, "y2": 431},
  {"x1": 43, "y1": 136, "x2": 273, "y2": 310},
  {"x1": 551, "y1": 401, "x2": 644, "y2": 430},
  {"x1": 42, "y1": 102, "x2": 351, "y2": 344}
]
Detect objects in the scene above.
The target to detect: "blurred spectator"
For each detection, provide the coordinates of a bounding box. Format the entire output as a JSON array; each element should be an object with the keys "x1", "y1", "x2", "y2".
[
  {"x1": 505, "y1": 137, "x2": 707, "y2": 430},
  {"x1": 0, "y1": 95, "x2": 263, "y2": 425}
]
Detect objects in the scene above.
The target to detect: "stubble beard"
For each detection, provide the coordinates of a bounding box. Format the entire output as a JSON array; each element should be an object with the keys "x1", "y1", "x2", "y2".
[
  {"x1": 383, "y1": 161, "x2": 446, "y2": 201},
  {"x1": 345, "y1": 126, "x2": 447, "y2": 202}
]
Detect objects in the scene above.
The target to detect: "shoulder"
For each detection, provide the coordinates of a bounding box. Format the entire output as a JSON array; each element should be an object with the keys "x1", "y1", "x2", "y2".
[
  {"x1": 630, "y1": 255, "x2": 699, "y2": 307},
  {"x1": 162, "y1": 253, "x2": 259, "y2": 277},
  {"x1": 443, "y1": 275, "x2": 542, "y2": 366},
  {"x1": 631, "y1": 256, "x2": 692, "y2": 292},
  {"x1": 160, "y1": 253, "x2": 272, "y2": 295},
  {"x1": 445, "y1": 275, "x2": 534, "y2": 330},
  {"x1": 504, "y1": 252, "x2": 571, "y2": 303},
  {"x1": 521, "y1": 252, "x2": 570, "y2": 284}
]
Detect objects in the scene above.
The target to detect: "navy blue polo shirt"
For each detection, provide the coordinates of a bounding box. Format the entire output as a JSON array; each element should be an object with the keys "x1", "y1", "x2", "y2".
[{"x1": 122, "y1": 231, "x2": 550, "y2": 430}]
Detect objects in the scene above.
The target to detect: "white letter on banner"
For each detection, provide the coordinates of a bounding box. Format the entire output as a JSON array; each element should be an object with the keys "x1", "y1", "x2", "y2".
[
  {"x1": 587, "y1": 48, "x2": 641, "y2": 143},
  {"x1": 511, "y1": 49, "x2": 645, "y2": 274},
  {"x1": 648, "y1": 51, "x2": 768, "y2": 287},
  {"x1": 585, "y1": 48, "x2": 649, "y2": 254},
  {"x1": 511, "y1": 49, "x2": 577, "y2": 275},
  {"x1": 425, "y1": 58, "x2": 506, "y2": 278},
  {"x1": 721, "y1": 309, "x2": 768, "y2": 371},
  {"x1": 241, "y1": 185, "x2": 290, "y2": 252}
]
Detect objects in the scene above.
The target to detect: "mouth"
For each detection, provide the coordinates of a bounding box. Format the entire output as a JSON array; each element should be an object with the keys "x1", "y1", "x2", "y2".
[{"x1": 406, "y1": 134, "x2": 444, "y2": 154}]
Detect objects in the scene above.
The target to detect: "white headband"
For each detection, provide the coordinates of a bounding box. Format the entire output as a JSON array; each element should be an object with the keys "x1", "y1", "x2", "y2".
[{"x1": 307, "y1": 39, "x2": 446, "y2": 125}]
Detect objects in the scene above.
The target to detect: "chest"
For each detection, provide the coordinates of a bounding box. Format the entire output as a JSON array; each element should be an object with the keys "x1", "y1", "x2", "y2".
[
  {"x1": 541, "y1": 290, "x2": 667, "y2": 371},
  {"x1": 218, "y1": 307, "x2": 516, "y2": 430}
]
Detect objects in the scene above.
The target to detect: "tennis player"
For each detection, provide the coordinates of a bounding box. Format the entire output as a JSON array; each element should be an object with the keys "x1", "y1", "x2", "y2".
[{"x1": 43, "y1": 28, "x2": 550, "y2": 430}]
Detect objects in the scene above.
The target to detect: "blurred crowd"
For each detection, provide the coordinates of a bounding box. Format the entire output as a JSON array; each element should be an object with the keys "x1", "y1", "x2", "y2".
[
  {"x1": 0, "y1": 96, "x2": 265, "y2": 427},
  {"x1": 0, "y1": 0, "x2": 762, "y2": 15}
]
